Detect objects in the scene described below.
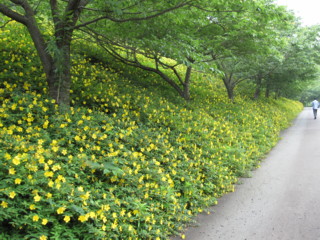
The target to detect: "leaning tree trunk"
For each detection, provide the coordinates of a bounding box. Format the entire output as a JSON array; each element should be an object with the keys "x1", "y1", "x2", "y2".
[{"x1": 11, "y1": 5, "x2": 72, "y2": 107}]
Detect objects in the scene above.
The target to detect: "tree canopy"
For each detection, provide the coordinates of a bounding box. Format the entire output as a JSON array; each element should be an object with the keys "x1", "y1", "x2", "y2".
[{"x1": 0, "y1": 0, "x2": 319, "y2": 104}]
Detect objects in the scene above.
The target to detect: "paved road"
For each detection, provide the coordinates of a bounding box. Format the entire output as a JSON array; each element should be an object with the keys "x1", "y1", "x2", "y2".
[{"x1": 172, "y1": 107, "x2": 320, "y2": 240}]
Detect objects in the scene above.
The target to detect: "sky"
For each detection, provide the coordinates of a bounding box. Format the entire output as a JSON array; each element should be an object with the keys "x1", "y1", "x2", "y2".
[{"x1": 275, "y1": 0, "x2": 320, "y2": 26}]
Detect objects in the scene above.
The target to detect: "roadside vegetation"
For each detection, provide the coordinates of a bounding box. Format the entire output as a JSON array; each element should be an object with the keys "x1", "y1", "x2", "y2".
[{"x1": 0, "y1": 21, "x2": 303, "y2": 240}]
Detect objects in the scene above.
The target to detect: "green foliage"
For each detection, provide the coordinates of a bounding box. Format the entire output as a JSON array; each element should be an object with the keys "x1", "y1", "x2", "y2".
[{"x1": 0, "y1": 22, "x2": 303, "y2": 240}]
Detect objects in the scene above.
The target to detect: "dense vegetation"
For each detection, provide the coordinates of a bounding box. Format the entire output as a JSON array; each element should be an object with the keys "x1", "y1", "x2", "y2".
[
  {"x1": 0, "y1": 21, "x2": 303, "y2": 240},
  {"x1": 1, "y1": 0, "x2": 320, "y2": 106}
]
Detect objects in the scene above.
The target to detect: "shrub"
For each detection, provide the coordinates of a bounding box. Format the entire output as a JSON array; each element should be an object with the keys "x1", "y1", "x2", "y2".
[{"x1": 0, "y1": 22, "x2": 303, "y2": 239}]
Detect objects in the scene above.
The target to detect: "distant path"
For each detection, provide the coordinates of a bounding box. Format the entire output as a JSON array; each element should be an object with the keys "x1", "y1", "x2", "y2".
[{"x1": 172, "y1": 107, "x2": 320, "y2": 240}]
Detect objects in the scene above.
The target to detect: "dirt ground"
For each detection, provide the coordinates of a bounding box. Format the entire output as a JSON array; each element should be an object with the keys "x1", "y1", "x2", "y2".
[{"x1": 171, "y1": 107, "x2": 320, "y2": 240}]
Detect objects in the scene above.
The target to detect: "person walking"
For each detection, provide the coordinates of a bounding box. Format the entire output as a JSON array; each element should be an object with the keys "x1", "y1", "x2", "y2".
[{"x1": 311, "y1": 99, "x2": 320, "y2": 119}]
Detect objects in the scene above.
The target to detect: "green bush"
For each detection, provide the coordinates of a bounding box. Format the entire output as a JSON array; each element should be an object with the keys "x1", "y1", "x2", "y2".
[{"x1": 0, "y1": 22, "x2": 303, "y2": 240}]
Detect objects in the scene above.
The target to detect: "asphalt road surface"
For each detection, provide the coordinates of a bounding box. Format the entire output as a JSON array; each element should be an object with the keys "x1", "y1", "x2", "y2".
[{"x1": 172, "y1": 107, "x2": 320, "y2": 240}]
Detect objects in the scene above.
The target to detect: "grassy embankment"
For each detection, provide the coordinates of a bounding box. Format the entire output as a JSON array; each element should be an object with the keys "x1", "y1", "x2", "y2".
[{"x1": 0, "y1": 23, "x2": 303, "y2": 240}]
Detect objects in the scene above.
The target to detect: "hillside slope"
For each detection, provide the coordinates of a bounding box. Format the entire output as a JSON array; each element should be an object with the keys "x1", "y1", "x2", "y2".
[{"x1": 0, "y1": 23, "x2": 303, "y2": 240}]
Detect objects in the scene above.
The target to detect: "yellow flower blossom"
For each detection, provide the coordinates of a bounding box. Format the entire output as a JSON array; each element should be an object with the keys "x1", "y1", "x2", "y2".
[
  {"x1": 74, "y1": 135, "x2": 81, "y2": 141},
  {"x1": 44, "y1": 171, "x2": 54, "y2": 177},
  {"x1": 12, "y1": 156, "x2": 21, "y2": 165},
  {"x1": 32, "y1": 215, "x2": 39, "y2": 222},
  {"x1": 4, "y1": 153, "x2": 11, "y2": 160},
  {"x1": 1, "y1": 201, "x2": 8, "y2": 208},
  {"x1": 52, "y1": 164, "x2": 61, "y2": 171},
  {"x1": 34, "y1": 195, "x2": 41, "y2": 202},
  {"x1": 78, "y1": 215, "x2": 88, "y2": 222},
  {"x1": 9, "y1": 191, "x2": 16, "y2": 199},
  {"x1": 89, "y1": 211, "x2": 96, "y2": 218},
  {"x1": 57, "y1": 207, "x2": 66, "y2": 214},
  {"x1": 39, "y1": 235, "x2": 47, "y2": 240},
  {"x1": 41, "y1": 218, "x2": 48, "y2": 225},
  {"x1": 8, "y1": 168, "x2": 16, "y2": 175},
  {"x1": 52, "y1": 146, "x2": 59, "y2": 152},
  {"x1": 80, "y1": 191, "x2": 90, "y2": 200},
  {"x1": 14, "y1": 178, "x2": 22, "y2": 184},
  {"x1": 30, "y1": 204, "x2": 36, "y2": 210},
  {"x1": 48, "y1": 180, "x2": 54, "y2": 187},
  {"x1": 64, "y1": 215, "x2": 71, "y2": 223}
]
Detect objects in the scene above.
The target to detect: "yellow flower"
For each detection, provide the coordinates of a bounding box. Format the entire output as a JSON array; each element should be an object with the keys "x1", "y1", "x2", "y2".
[
  {"x1": 39, "y1": 235, "x2": 47, "y2": 240},
  {"x1": 89, "y1": 211, "x2": 96, "y2": 218},
  {"x1": 133, "y1": 210, "x2": 139, "y2": 215},
  {"x1": 41, "y1": 218, "x2": 48, "y2": 225},
  {"x1": 48, "y1": 180, "x2": 54, "y2": 187},
  {"x1": 80, "y1": 191, "x2": 90, "y2": 201},
  {"x1": 111, "y1": 221, "x2": 118, "y2": 229},
  {"x1": 57, "y1": 175, "x2": 66, "y2": 182},
  {"x1": 34, "y1": 195, "x2": 41, "y2": 202},
  {"x1": 44, "y1": 171, "x2": 54, "y2": 177},
  {"x1": 78, "y1": 215, "x2": 88, "y2": 222},
  {"x1": 74, "y1": 135, "x2": 81, "y2": 141},
  {"x1": 57, "y1": 207, "x2": 66, "y2": 214},
  {"x1": 4, "y1": 153, "x2": 11, "y2": 160},
  {"x1": 30, "y1": 204, "x2": 36, "y2": 210},
  {"x1": 1, "y1": 201, "x2": 8, "y2": 208},
  {"x1": 52, "y1": 146, "x2": 59, "y2": 152},
  {"x1": 120, "y1": 209, "x2": 126, "y2": 217},
  {"x1": 9, "y1": 191, "x2": 16, "y2": 199},
  {"x1": 14, "y1": 178, "x2": 22, "y2": 184},
  {"x1": 64, "y1": 215, "x2": 71, "y2": 223},
  {"x1": 46, "y1": 193, "x2": 52, "y2": 199},
  {"x1": 33, "y1": 215, "x2": 39, "y2": 222},
  {"x1": 9, "y1": 168, "x2": 16, "y2": 175}
]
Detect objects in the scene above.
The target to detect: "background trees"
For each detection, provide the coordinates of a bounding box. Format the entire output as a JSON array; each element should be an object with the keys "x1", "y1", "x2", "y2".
[{"x1": 0, "y1": 0, "x2": 319, "y2": 104}]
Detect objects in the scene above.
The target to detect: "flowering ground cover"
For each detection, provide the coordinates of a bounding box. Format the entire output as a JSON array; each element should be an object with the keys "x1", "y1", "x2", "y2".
[{"x1": 0, "y1": 23, "x2": 303, "y2": 239}]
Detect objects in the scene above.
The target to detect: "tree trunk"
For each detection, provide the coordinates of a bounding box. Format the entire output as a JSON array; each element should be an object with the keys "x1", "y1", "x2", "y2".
[
  {"x1": 222, "y1": 75, "x2": 235, "y2": 101},
  {"x1": 47, "y1": 44, "x2": 71, "y2": 107},
  {"x1": 182, "y1": 66, "x2": 192, "y2": 100},
  {"x1": 0, "y1": 0, "x2": 80, "y2": 108},
  {"x1": 254, "y1": 73, "x2": 263, "y2": 99},
  {"x1": 265, "y1": 82, "x2": 270, "y2": 98}
]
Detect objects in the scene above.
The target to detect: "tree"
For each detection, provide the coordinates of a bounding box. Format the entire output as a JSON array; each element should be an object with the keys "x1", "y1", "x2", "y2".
[
  {"x1": 0, "y1": 0, "x2": 191, "y2": 107},
  {"x1": 262, "y1": 25, "x2": 320, "y2": 99},
  {"x1": 77, "y1": 0, "x2": 288, "y2": 100},
  {"x1": 209, "y1": 1, "x2": 296, "y2": 100}
]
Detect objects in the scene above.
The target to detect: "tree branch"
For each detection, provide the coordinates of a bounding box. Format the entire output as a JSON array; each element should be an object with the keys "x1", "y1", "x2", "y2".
[
  {"x1": 74, "y1": 1, "x2": 191, "y2": 29},
  {"x1": 0, "y1": 3, "x2": 28, "y2": 24}
]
